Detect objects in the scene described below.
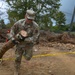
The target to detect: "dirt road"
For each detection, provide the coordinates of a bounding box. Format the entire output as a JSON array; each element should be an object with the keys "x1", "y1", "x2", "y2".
[{"x1": 0, "y1": 42, "x2": 75, "y2": 75}]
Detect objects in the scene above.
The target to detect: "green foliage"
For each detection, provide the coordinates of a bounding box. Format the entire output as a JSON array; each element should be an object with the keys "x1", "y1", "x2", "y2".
[
  {"x1": 55, "y1": 11, "x2": 66, "y2": 26},
  {"x1": 51, "y1": 25, "x2": 69, "y2": 32},
  {"x1": 0, "y1": 19, "x2": 6, "y2": 29},
  {"x1": 6, "y1": 23, "x2": 12, "y2": 28},
  {"x1": 6, "y1": 0, "x2": 61, "y2": 29}
]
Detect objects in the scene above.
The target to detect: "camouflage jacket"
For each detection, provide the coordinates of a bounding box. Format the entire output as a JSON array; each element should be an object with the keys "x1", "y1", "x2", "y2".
[{"x1": 9, "y1": 19, "x2": 40, "y2": 47}]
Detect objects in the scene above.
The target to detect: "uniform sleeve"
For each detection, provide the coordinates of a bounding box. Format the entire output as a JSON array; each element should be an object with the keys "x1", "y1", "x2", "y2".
[
  {"x1": 32, "y1": 24, "x2": 40, "y2": 43},
  {"x1": 25, "y1": 23, "x2": 40, "y2": 44},
  {"x1": 8, "y1": 22, "x2": 19, "y2": 40}
]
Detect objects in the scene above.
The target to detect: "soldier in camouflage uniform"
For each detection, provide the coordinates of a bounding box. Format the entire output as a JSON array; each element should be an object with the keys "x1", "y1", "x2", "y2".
[{"x1": 8, "y1": 9, "x2": 40, "y2": 75}]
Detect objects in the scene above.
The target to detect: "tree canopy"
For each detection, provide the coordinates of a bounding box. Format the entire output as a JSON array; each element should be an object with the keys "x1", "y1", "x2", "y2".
[
  {"x1": 6, "y1": 0, "x2": 66, "y2": 30},
  {"x1": 55, "y1": 11, "x2": 66, "y2": 26}
]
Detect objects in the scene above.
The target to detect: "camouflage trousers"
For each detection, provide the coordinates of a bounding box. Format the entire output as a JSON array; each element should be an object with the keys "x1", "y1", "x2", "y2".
[{"x1": 14, "y1": 43, "x2": 33, "y2": 74}]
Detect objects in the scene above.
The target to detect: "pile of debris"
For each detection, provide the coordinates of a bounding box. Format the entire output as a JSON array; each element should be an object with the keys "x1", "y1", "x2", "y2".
[
  {"x1": 39, "y1": 30, "x2": 75, "y2": 44},
  {"x1": 0, "y1": 29, "x2": 8, "y2": 42}
]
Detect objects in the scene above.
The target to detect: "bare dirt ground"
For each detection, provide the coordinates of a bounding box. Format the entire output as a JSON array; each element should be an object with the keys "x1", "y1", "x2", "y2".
[{"x1": 0, "y1": 42, "x2": 75, "y2": 75}]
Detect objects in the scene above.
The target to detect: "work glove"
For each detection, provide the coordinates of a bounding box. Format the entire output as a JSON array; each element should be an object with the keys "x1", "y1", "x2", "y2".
[
  {"x1": 11, "y1": 37, "x2": 19, "y2": 44},
  {"x1": 11, "y1": 30, "x2": 28, "y2": 44}
]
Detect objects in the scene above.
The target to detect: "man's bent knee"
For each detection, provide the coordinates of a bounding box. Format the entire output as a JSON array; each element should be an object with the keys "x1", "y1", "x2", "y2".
[{"x1": 25, "y1": 55, "x2": 32, "y2": 60}]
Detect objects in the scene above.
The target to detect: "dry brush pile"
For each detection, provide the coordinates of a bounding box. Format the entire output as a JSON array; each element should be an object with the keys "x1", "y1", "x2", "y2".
[{"x1": 39, "y1": 30, "x2": 75, "y2": 44}]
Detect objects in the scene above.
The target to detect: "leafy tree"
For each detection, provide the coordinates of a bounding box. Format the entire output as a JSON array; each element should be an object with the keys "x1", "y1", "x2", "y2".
[
  {"x1": 55, "y1": 11, "x2": 66, "y2": 26},
  {"x1": 6, "y1": 0, "x2": 61, "y2": 29},
  {"x1": 0, "y1": 19, "x2": 6, "y2": 29}
]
